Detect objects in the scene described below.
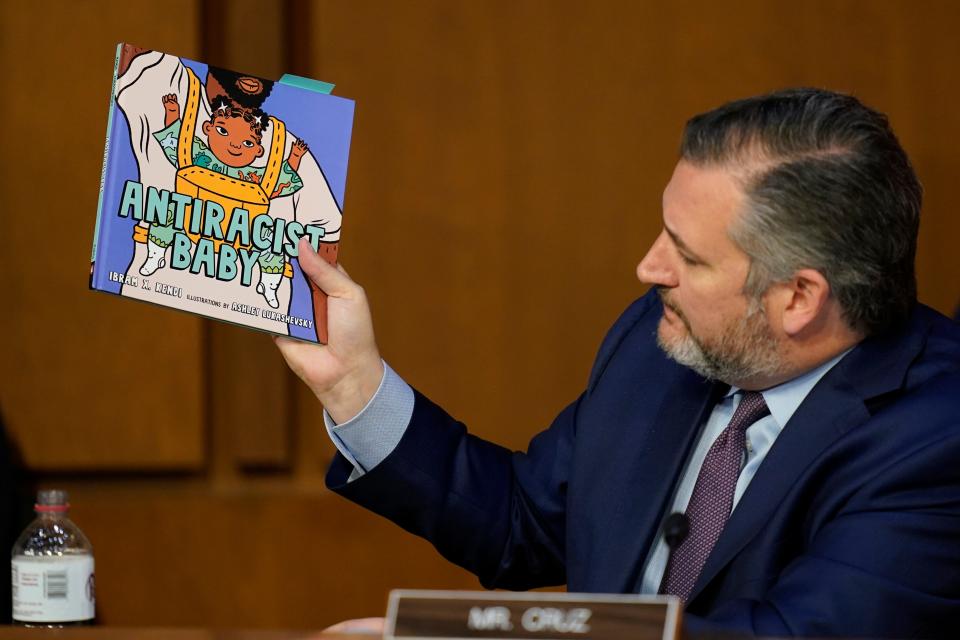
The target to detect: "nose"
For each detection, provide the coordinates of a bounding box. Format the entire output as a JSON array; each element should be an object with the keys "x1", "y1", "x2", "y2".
[{"x1": 636, "y1": 230, "x2": 678, "y2": 287}]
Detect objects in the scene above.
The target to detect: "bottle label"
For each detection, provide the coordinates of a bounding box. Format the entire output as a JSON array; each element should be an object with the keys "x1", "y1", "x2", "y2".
[{"x1": 11, "y1": 555, "x2": 95, "y2": 623}]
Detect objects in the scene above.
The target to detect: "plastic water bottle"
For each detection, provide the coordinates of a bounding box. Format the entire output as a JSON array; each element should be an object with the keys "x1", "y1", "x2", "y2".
[{"x1": 11, "y1": 490, "x2": 95, "y2": 626}]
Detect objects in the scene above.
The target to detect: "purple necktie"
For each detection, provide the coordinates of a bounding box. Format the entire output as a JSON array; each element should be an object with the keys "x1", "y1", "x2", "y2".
[{"x1": 660, "y1": 391, "x2": 770, "y2": 602}]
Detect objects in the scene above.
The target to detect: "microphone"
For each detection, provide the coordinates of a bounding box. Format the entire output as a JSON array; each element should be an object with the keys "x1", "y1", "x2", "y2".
[{"x1": 663, "y1": 512, "x2": 689, "y2": 548}]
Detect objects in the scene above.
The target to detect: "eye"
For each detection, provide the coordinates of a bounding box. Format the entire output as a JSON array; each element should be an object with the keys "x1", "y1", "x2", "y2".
[
  {"x1": 242, "y1": 140, "x2": 254, "y2": 148},
  {"x1": 215, "y1": 125, "x2": 228, "y2": 136},
  {"x1": 678, "y1": 251, "x2": 699, "y2": 266}
]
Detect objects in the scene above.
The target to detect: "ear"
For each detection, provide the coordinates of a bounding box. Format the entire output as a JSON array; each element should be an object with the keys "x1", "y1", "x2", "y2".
[
  {"x1": 202, "y1": 121, "x2": 211, "y2": 135},
  {"x1": 256, "y1": 144, "x2": 264, "y2": 158},
  {"x1": 777, "y1": 268, "x2": 831, "y2": 337}
]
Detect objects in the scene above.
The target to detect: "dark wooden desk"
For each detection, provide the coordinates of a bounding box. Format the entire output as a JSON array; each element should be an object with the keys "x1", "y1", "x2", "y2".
[{"x1": 0, "y1": 629, "x2": 378, "y2": 640}]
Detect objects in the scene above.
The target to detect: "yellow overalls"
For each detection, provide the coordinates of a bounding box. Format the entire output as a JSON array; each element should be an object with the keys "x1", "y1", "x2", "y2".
[{"x1": 133, "y1": 67, "x2": 293, "y2": 278}]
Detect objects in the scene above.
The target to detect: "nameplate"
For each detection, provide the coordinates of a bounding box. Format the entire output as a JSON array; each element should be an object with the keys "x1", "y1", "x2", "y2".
[{"x1": 384, "y1": 590, "x2": 681, "y2": 640}]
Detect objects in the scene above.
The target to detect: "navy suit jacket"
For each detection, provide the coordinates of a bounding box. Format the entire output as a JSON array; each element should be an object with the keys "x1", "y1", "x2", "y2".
[{"x1": 328, "y1": 291, "x2": 960, "y2": 637}]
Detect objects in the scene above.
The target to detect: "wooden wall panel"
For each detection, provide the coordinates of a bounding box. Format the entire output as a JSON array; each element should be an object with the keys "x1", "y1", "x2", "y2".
[
  {"x1": 67, "y1": 486, "x2": 479, "y2": 628},
  {"x1": 0, "y1": 1, "x2": 206, "y2": 470},
  {"x1": 309, "y1": 0, "x2": 960, "y2": 455},
  {"x1": 221, "y1": 1, "x2": 285, "y2": 79},
  {"x1": 199, "y1": 1, "x2": 298, "y2": 474},
  {"x1": 208, "y1": 325, "x2": 295, "y2": 473}
]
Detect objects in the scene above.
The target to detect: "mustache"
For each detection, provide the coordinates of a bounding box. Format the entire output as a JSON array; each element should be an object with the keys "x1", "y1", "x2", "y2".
[
  {"x1": 656, "y1": 286, "x2": 695, "y2": 330},
  {"x1": 656, "y1": 286, "x2": 681, "y2": 316}
]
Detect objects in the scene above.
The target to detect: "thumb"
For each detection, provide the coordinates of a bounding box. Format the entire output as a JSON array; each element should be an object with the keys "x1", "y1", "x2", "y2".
[{"x1": 297, "y1": 237, "x2": 353, "y2": 297}]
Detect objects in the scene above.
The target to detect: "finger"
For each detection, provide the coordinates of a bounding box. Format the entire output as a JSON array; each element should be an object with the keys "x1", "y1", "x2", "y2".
[
  {"x1": 273, "y1": 335, "x2": 303, "y2": 349},
  {"x1": 322, "y1": 617, "x2": 386, "y2": 634},
  {"x1": 273, "y1": 335, "x2": 325, "y2": 366},
  {"x1": 273, "y1": 334, "x2": 324, "y2": 348},
  {"x1": 297, "y1": 237, "x2": 355, "y2": 297}
]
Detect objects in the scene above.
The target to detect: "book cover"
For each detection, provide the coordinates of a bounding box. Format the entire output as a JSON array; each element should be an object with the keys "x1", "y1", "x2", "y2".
[{"x1": 90, "y1": 43, "x2": 354, "y2": 343}]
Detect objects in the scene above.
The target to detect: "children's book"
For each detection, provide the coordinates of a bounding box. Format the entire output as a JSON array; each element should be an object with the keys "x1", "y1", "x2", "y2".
[{"x1": 90, "y1": 43, "x2": 354, "y2": 343}]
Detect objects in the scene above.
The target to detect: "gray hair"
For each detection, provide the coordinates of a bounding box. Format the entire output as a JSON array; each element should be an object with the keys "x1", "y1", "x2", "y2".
[{"x1": 680, "y1": 88, "x2": 922, "y2": 337}]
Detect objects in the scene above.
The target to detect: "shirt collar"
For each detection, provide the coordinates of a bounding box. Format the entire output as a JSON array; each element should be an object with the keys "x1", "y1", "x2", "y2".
[{"x1": 726, "y1": 348, "x2": 853, "y2": 428}]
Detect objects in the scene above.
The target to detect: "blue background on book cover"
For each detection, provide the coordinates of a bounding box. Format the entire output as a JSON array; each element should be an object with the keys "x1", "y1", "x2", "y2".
[{"x1": 96, "y1": 57, "x2": 354, "y2": 342}]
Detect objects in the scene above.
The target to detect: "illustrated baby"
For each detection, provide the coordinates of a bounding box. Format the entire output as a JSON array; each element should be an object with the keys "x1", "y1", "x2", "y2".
[{"x1": 144, "y1": 94, "x2": 308, "y2": 308}]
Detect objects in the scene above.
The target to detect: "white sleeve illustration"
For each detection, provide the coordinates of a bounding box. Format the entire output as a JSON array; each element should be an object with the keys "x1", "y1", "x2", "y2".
[
  {"x1": 269, "y1": 138, "x2": 343, "y2": 243},
  {"x1": 115, "y1": 53, "x2": 193, "y2": 189}
]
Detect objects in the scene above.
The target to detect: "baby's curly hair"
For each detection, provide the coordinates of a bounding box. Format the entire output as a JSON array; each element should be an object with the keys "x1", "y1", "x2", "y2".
[{"x1": 209, "y1": 94, "x2": 269, "y2": 139}]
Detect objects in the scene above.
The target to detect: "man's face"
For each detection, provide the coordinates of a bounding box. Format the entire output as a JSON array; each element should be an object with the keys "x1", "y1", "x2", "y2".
[
  {"x1": 636, "y1": 161, "x2": 785, "y2": 386},
  {"x1": 202, "y1": 116, "x2": 264, "y2": 168}
]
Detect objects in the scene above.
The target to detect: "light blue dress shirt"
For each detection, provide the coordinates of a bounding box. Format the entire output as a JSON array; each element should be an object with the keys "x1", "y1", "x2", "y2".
[
  {"x1": 325, "y1": 352, "x2": 849, "y2": 592},
  {"x1": 637, "y1": 350, "x2": 849, "y2": 593},
  {"x1": 324, "y1": 361, "x2": 415, "y2": 481}
]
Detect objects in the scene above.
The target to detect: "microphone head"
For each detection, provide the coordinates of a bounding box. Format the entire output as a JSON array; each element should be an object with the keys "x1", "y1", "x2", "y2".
[{"x1": 663, "y1": 512, "x2": 690, "y2": 548}]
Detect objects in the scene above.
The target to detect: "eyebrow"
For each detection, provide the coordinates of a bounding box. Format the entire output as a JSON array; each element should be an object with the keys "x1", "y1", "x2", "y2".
[{"x1": 664, "y1": 225, "x2": 706, "y2": 263}]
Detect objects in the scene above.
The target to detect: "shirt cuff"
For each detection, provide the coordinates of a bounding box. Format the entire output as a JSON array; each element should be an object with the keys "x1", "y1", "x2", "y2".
[{"x1": 323, "y1": 360, "x2": 415, "y2": 478}]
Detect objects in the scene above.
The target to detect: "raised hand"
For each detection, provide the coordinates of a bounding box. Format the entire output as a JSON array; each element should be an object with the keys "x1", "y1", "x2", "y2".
[
  {"x1": 162, "y1": 94, "x2": 180, "y2": 127},
  {"x1": 287, "y1": 139, "x2": 309, "y2": 171},
  {"x1": 274, "y1": 238, "x2": 384, "y2": 423}
]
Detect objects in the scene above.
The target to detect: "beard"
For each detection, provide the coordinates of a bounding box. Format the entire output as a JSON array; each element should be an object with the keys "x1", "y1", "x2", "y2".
[{"x1": 655, "y1": 287, "x2": 785, "y2": 385}]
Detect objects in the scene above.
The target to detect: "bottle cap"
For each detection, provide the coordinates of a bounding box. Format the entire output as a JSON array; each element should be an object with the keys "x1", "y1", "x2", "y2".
[{"x1": 35, "y1": 489, "x2": 70, "y2": 512}]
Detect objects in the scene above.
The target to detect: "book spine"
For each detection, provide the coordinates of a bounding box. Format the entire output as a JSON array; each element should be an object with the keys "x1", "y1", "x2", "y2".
[{"x1": 90, "y1": 43, "x2": 123, "y2": 291}]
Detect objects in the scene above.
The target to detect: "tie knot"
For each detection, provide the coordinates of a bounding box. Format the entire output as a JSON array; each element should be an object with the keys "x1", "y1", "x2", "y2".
[{"x1": 729, "y1": 391, "x2": 770, "y2": 433}]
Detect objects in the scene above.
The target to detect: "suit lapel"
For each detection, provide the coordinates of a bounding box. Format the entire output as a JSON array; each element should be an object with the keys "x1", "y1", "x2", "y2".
[
  {"x1": 687, "y1": 312, "x2": 930, "y2": 603},
  {"x1": 601, "y1": 368, "x2": 725, "y2": 593}
]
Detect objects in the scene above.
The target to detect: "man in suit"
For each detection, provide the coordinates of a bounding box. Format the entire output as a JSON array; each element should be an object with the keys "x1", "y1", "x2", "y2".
[{"x1": 276, "y1": 89, "x2": 960, "y2": 637}]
